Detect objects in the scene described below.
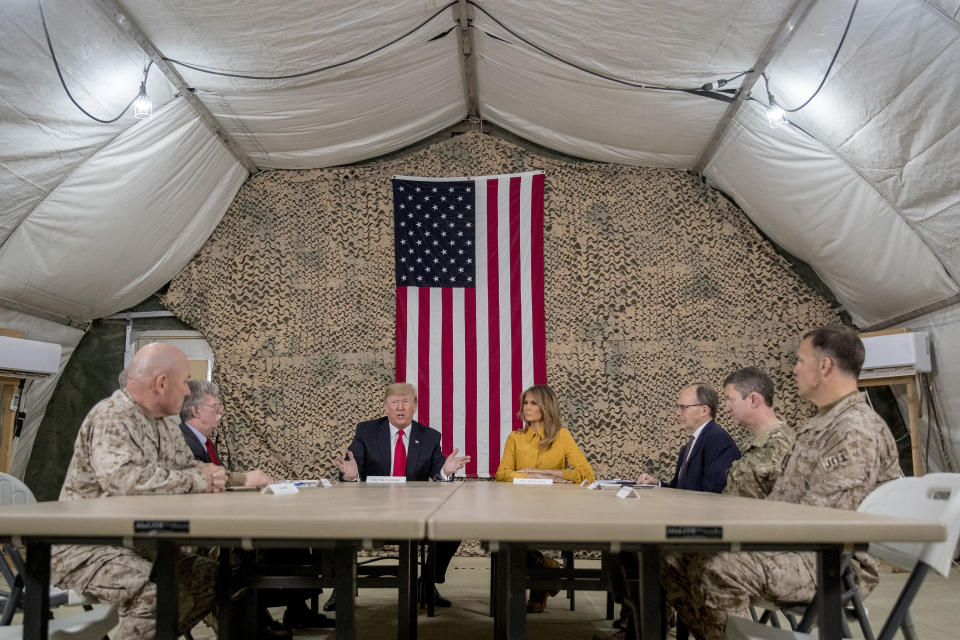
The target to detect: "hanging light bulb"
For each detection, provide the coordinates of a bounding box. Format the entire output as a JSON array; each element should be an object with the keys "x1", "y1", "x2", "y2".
[
  {"x1": 766, "y1": 94, "x2": 788, "y2": 129},
  {"x1": 133, "y1": 66, "x2": 152, "y2": 119}
]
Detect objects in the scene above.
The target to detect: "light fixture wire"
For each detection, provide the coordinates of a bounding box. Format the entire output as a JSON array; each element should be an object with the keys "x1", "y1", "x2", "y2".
[
  {"x1": 777, "y1": 0, "x2": 859, "y2": 113},
  {"x1": 39, "y1": 1, "x2": 150, "y2": 123}
]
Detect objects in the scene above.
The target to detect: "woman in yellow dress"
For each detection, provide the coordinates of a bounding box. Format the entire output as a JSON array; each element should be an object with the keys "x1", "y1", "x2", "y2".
[{"x1": 494, "y1": 384, "x2": 595, "y2": 611}]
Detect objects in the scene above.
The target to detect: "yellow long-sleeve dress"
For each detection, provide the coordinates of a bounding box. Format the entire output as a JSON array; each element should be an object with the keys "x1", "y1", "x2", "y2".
[{"x1": 494, "y1": 427, "x2": 595, "y2": 483}]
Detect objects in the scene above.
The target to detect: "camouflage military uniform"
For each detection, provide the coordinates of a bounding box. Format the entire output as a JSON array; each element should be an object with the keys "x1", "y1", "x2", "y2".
[
  {"x1": 51, "y1": 390, "x2": 216, "y2": 639},
  {"x1": 661, "y1": 422, "x2": 796, "y2": 615},
  {"x1": 670, "y1": 392, "x2": 901, "y2": 640},
  {"x1": 724, "y1": 422, "x2": 796, "y2": 499}
]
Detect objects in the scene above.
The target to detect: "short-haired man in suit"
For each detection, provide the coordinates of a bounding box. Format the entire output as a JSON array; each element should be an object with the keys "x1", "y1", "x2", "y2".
[
  {"x1": 336, "y1": 382, "x2": 470, "y2": 606},
  {"x1": 636, "y1": 383, "x2": 741, "y2": 492}
]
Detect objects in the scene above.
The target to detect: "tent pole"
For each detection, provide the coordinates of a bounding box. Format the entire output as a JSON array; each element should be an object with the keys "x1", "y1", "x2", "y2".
[
  {"x1": 91, "y1": 0, "x2": 259, "y2": 175},
  {"x1": 456, "y1": 0, "x2": 480, "y2": 118},
  {"x1": 694, "y1": 0, "x2": 819, "y2": 174}
]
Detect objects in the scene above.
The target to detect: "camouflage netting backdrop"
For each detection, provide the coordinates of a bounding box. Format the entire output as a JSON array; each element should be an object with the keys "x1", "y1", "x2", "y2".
[{"x1": 163, "y1": 131, "x2": 836, "y2": 486}]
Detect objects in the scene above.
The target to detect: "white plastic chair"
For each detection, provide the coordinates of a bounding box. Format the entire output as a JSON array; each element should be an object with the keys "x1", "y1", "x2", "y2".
[
  {"x1": 727, "y1": 473, "x2": 960, "y2": 640},
  {"x1": 0, "y1": 473, "x2": 95, "y2": 626},
  {"x1": 0, "y1": 604, "x2": 118, "y2": 640}
]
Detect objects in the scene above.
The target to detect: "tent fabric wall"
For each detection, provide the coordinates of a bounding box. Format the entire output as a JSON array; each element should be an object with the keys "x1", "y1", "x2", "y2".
[
  {"x1": 0, "y1": 0, "x2": 177, "y2": 245},
  {"x1": 892, "y1": 305, "x2": 960, "y2": 473},
  {"x1": 0, "y1": 307, "x2": 84, "y2": 479},
  {"x1": 703, "y1": 101, "x2": 958, "y2": 328},
  {"x1": 1, "y1": 0, "x2": 959, "y2": 478},
  {"x1": 0, "y1": 98, "x2": 247, "y2": 321}
]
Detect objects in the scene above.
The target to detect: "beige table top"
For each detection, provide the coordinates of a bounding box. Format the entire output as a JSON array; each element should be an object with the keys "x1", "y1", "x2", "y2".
[
  {"x1": 0, "y1": 481, "x2": 462, "y2": 541},
  {"x1": 427, "y1": 483, "x2": 946, "y2": 545}
]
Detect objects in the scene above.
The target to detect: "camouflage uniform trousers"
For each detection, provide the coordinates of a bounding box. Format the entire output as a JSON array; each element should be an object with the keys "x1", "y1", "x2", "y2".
[
  {"x1": 663, "y1": 550, "x2": 820, "y2": 640},
  {"x1": 53, "y1": 545, "x2": 216, "y2": 640}
]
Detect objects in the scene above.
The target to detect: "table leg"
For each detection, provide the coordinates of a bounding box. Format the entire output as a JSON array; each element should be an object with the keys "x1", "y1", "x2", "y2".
[
  {"x1": 398, "y1": 541, "x2": 417, "y2": 640},
  {"x1": 494, "y1": 544, "x2": 526, "y2": 639},
  {"x1": 23, "y1": 542, "x2": 50, "y2": 640},
  {"x1": 816, "y1": 546, "x2": 843, "y2": 639},
  {"x1": 216, "y1": 549, "x2": 232, "y2": 640},
  {"x1": 334, "y1": 541, "x2": 357, "y2": 640},
  {"x1": 154, "y1": 541, "x2": 179, "y2": 640},
  {"x1": 639, "y1": 546, "x2": 664, "y2": 640}
]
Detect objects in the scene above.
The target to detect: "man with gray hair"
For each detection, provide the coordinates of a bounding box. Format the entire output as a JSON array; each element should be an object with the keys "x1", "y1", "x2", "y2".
[{"x1": 178, "y1": 379, "x2": 273, "y2": 488}]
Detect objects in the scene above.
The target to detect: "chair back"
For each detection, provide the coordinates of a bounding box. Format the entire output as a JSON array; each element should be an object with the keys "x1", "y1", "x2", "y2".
[
  {"x1": 858, "y1": 472, "x2": 960, "y2": 576},
  {"x1": 0, "y1": 472, "x2": 36, "y2": 507}
]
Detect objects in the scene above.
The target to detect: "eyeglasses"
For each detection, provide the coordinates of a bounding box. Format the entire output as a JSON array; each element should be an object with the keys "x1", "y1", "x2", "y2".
[{"x1": 675, "y1": 403, "x2": 706, "y2": 411}]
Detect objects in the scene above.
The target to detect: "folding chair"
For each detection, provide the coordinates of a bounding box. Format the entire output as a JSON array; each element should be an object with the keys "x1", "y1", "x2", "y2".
[
  {"x1": 727, "y1": 473, "x2": 960, "y2": 640},
  {"x1": 1, "y1": 473, "x2": 98, "y2": 627}
]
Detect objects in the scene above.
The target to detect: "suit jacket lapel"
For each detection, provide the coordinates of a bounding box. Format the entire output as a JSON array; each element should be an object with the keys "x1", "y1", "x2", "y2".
[
  {"x1": 376, "y1": 418, "x2": 392, "y2": 475},
  {"x1": 405, "y1": 423, "x2": 424, "y2": 478}
]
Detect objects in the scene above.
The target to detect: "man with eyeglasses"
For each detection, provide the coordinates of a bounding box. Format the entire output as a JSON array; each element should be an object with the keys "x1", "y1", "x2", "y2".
[
  {"x1": 178, "y1": 379, "x2": 273, "y2": 488},
  {"x1": 636, "y1": 383, "x2": 741, "y2": 492},
  {"x1": 666, "y1": 327, "x2": 901, "y2": 640},
  {"x1": 179, "y1": 380, "x2": 335, "y2": 637}
]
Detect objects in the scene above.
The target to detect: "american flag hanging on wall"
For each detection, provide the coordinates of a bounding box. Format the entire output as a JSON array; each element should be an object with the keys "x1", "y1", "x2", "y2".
[{"x1": 392, "y1": 171, "x2": 547, "y2": 478}]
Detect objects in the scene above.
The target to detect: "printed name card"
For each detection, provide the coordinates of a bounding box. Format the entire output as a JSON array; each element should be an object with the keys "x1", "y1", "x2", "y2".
[
  {"x1": 616, "y1": 487, "x2": 640, "y2": 499},
  {"x1": 291, "y1": 479, "x2": 332, "y2": 488},
  {"x1": 514, "y1": 477, "x2": 553, "y2": 485},
  {"x1": 587, "y1": 482, "x2": 602, "y2": 490},
  {"x1": 262, "y1": 482, "x2": 299, "y2": 495},
  {"x1": 366, "y1": 476, "x2": 407, "y2": 484}
]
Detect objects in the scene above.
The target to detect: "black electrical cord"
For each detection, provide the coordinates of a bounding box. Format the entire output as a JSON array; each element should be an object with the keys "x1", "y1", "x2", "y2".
[
  {"x1": 159, "y1": 0, "x2": 743, "y2": 103},
  {"x1": 780, "y1": 0, "x2": 859, "y2": 113},
  {"x1": 466, "y1": 0, "x2": 747, "y2": 99},
  {"x1": 38, "y1": 1, "x2": 148, "y2": 124},
  {"x1": 163, "y1": 1, "x2": 459, "y2": 80}
]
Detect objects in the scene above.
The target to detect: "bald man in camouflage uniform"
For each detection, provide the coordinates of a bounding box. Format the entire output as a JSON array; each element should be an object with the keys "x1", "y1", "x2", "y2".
[
  {"x1": 673, "y1": 328, "x2": 901, "y2": 640},
  {"x1": 51, "y1": 343, "x2": 227, "y2": 640}
]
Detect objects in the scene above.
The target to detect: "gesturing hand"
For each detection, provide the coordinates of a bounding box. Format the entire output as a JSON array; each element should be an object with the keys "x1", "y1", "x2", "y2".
[
  {"x1": 442, "y1": 448, "x2": 471, "y2": 477},
  {"x1": 336, "y1": 451, "x2": 359, "y2": 481}
]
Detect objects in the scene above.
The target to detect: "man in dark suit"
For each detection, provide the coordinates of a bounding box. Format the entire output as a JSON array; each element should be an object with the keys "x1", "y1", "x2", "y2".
[
  {"x1": 637, "y1": 382, "x2": 741, "y2": 493},
  {"x1": 179, "y1": 380, "x2": 333, "y2": 637},
  {"x1": 178, "y1": 380, "x2": 272, "y2": 488},
  {"x1": 336, "y1": 382, "x2": 470, "y2": 606}
]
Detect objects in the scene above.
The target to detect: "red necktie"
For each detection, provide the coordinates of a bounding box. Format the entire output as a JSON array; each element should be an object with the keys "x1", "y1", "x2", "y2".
[
  {"x1": 393, "y1": 430, "x2": 407, "y2": 477},
  {"x1": 205, "y1": 439, "x2": 221, "y2": 466}
]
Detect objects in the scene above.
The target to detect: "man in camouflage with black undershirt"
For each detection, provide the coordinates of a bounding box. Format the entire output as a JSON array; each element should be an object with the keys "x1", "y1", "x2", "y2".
[
  {"x1": 671, "y1": 326, "x2": 901, "y2": 640},
  {"x1": 51, "y1": 343, "x2": 226, "y2": 639}
]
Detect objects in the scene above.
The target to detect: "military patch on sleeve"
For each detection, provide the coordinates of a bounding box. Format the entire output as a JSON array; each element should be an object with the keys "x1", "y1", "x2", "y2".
[{"x1": 821, "y1": 447, "x2": 850, "y2": 471}]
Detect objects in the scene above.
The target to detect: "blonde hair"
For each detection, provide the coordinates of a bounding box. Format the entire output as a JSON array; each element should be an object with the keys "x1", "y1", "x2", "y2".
[
  {"x1": 385, "y1": 382, "x2": 417, "y2": 404},
  {"x1": 517, "y1": 384, "x2": 562, "y2": 451}
]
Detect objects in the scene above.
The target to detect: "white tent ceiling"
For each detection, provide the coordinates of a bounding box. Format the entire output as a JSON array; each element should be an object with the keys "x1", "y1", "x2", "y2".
[{"x1": 1, "y1": 0, "x2": 959, "y2": 474}]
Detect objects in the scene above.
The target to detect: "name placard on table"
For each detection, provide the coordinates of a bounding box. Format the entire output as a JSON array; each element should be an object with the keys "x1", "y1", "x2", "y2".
[
  {"x1": 513, "y1": 478, "x2": 553, "y2": 485},
  {"x1": 367, "y1": 476, "x2": 407, "y2": 484}
]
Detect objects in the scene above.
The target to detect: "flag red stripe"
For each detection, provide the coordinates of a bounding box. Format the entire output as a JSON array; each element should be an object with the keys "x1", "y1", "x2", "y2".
[
  {"x1": 509, "y1": 176, "x2": 523, "y2": 431},
  {"x1": 485, "y1": 178, "x2": 501, "y2": 478},
  {"x1": 417, "y1": 287, "x2": 431, "y2": 427},
  {"x1": 464, "y1": 287, "x2": 478, "y2": 476},
  {"x1": 395, "y1": 287, "x2": 407, "y2": 382},
  {"x1": 531, "y1": 173, "x2": 547, "y2": 384},
  {"x1": 441, "y1": 288, "x2": 454, "y2": 453}
]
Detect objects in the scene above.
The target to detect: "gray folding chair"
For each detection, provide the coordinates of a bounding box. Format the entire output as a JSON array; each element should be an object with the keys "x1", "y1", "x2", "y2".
[{"x1": 727, "y1": 472, "x2": 960, "y2": 640}]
